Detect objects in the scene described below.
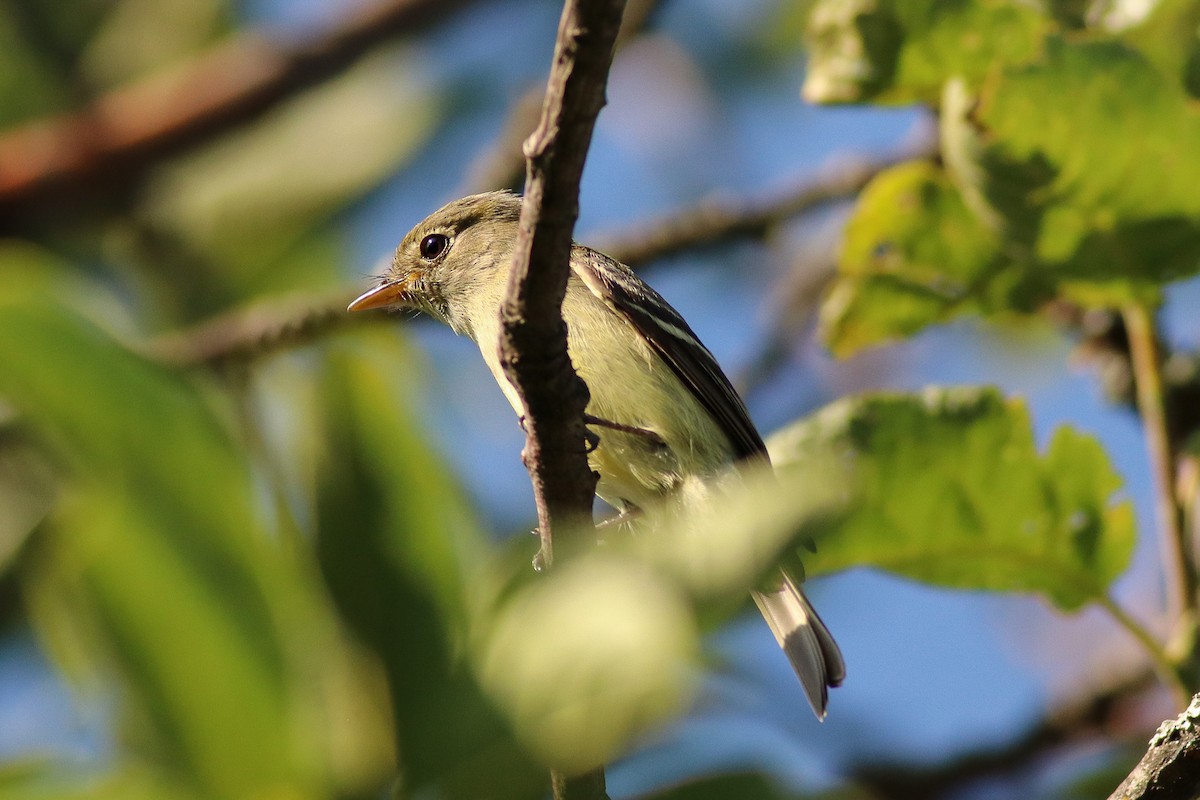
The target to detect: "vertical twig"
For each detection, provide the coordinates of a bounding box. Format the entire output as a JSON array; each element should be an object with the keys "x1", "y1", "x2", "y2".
[
  {"x1": 1123, "y1": 304, "x2": 1198, "y2": 648},
  {"x1": 1099, "y1": 595, "x2": 1188, "y2": 702},
  {"x1": 497, "y1": 0, "x2": 626, "y2": 797}
]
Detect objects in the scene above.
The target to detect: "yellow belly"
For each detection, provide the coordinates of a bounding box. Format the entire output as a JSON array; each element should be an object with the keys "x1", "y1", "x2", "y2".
[{"x1": 469, "y1": 274, "x2": 733, "y2": 511}]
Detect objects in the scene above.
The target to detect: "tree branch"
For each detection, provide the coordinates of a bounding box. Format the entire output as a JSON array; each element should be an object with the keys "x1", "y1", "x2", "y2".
[
  {"x1": 144, "y1": 289, "x2": 376, "y2": 367},
  {"x1": 0, "y1": 0, "x2": 479, "y2": 228},
  {"x1": 502, "y1": 0, "x2": 621, "y2": 563},
  {"x1": 496, "y1": 0, "x2": 626, "y2": 796},
  {"x1": 1111, "y1": 693, "x2": 1200, "y2": 800},
  {"x1": 593, "y1": 143, "x2": 934, "y2": 267},
  {"x1": 855, "y1": 668, "x2": 1158, "y2": 800}
]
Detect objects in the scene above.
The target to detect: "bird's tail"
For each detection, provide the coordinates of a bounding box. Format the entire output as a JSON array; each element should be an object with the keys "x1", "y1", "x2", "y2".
[{"x1": 752, "y1": 572, "x2": 845, "y2": 719}]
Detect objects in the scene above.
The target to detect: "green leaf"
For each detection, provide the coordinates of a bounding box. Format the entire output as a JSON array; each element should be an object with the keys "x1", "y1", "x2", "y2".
[
  {"x1": 802, "y1": 0, "x2": 1048, "y2": 105},
  {"x1": 0, "y1": 302, "x2": 314, "y2": 797},
  {"x1": 314, "y1": 333, "x2": 544, "y2": 799},
  {"x1": 820, "y1": 160, "x2": 1041, "y2": 356},
  {"x1": 1118, "y1": 0, "x2": 1200, "y2": 98},
  {"x1": 474, "y1": 554, "x2": 697, "y2": 775},
  {"x1": 943, "y1": 38, "x2": 1200, "y2": 299},
  {"x1": 767, "y1": 387, "x2": 1135, "y2": 610}
]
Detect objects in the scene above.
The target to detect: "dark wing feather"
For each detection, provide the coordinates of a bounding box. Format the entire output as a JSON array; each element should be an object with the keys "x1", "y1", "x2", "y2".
[{"x1": 571, "y1": 247, "x2": 768, "y2": 463}]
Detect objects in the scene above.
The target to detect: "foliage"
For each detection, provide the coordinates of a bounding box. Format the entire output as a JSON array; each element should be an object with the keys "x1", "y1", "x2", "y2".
[
  {"x1": 0, "y1": 0, "x2": 1196, "y2": 798},
  {"x1": 807, "y1": 0, "x2": 1200, "y2": 352},
  {"x1": 770, "y1": 387, "x2": 1133, "y2": 610}
]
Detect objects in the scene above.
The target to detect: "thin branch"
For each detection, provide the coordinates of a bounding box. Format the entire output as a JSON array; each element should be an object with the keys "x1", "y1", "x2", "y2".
[
  {"x1": 502, "y1": 0, "x2": 621, "y2": 561},
  {"x1": 595, "y1": 142, "x2": 935, "y2": 267},
  {"x1": 1123, "y1": 304, "x2": 1197, "y2": 640},
  {"x1": 497, "y1": 0, "x2": 626, "y2": 796},
  {"x1": 1110, "y1": 693, "x2": 1200, "y2": 800},
  {"x1": 144, "y1": 289, "x2": 376, "y2": 367},
  {"x1": 0, "y1": 0, "x2": 479, "y2": 227},
  {"x1": 1099, "y1": 595, "x2": 1188, "y2": 703}
]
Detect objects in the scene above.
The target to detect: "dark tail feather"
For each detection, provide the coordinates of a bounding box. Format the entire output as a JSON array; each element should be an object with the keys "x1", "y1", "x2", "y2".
[{"x1": 752, "y1": 573, "x2": 845, "y2": 719}]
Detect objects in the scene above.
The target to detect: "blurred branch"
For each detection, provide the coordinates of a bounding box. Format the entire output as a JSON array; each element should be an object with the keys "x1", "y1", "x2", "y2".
[
  {"x1": 595, "y1": 142, "x2": 935, "y2": 267},
  {"x1": 462, "y1": 0, "x2": 667, "y2": 194},
  {"x1": 856, "y1": 668, "x2": 1158, "y2": 800},
  {"x1": 145, "y1": 289, "x2": 381, "y2": 367},
  {"x1": 1110, "y1": 693, "x2": 1200, "y2": 800},
  {"x1": 0, "y1": 0, "x2": 480, "y2": 228},
  {"x1": 497, "y1": 0, "x2": 625, "y2": 796}
]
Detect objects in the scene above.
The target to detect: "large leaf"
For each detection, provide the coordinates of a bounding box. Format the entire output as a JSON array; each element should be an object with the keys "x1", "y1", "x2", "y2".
[
  {"x1": 820, "y1": 160, "x2": 1042, "y2": 356},
  {"x1": 0, "y1": 302, "x2": 316, "y2": 797},
  {"x1": 944, "y1": 38, "x2": 1200, "y2": 299},
  {"x1": 767, "y1": 387, "x2": 1134, "y2": 610}
]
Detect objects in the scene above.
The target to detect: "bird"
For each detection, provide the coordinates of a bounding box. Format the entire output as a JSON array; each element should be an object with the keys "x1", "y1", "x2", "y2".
[{"x1": 348, "y1": 191, "x2": 844, "y2": 718}]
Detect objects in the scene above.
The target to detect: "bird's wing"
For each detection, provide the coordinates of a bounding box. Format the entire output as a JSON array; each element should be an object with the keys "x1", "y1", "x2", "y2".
[{"x1": 571, "y1": 247, "x2": 768, "y2": 462}]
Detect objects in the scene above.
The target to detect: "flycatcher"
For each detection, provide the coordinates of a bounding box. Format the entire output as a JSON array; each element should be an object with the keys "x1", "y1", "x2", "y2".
[{"x1": 349, "y1": 191, "x2": 844, "y2": 717}]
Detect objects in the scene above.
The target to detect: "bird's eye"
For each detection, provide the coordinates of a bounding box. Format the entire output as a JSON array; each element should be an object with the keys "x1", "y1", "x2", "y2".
[{"x1": 420, "y1": 233, "x2": 449, "y2": 260}]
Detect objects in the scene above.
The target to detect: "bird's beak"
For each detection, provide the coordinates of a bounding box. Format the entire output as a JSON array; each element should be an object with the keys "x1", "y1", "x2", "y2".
[{"x1": 347, "y1": 279, "x2": 408, "y2": 312}]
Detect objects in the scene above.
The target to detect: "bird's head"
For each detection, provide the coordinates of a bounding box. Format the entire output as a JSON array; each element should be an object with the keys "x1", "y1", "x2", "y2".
[{"x1": 348, "y1": 191, "x2": 523, "y2": 332}]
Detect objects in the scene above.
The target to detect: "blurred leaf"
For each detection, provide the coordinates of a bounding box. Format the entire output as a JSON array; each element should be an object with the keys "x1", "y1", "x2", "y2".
[
  {"x1": 1114, "y1": 0, "x2": 1200, "y2": 97},
  {"x1": 767, "y1": 387, "x2": 1135, "y2": 610},
  {"x1": 0, "y1": 240, "x2": 140, "y2": 340},
  {"x1": 801, "y1": 0, "x2": 1048, "y2": 105},
  {"x1": 140, "y1": 44, "x2": 441, "y2": 316},
  {"x1": 475, "y1": 554, "x2": 697, "y2": 775},
  {"x1": 0, "y1": 761, "x2": 197, "y2": 800},
  {"x1": 820, "y1": 159, "x2": 1038, "y2": 356},
  {"x1": 630, "y1": 458, "x2": 847, "y2": 615},
  {"x1": 0, "y1": 301, "x2": 319, "y2": 797},
  {"x1": 81, "y1": 0, "x2": 229, "y2": 87},
  {"x1": 0, "y1": 421, "x2": 56, "y2": 577},
  {"x1": 467, "y1": 453, "x2": 844, "y2": 772},
  {"x1": 0, "y1": 2, "x2": 105, "y2": 125},
  {"x1": 314, "y1": 332, "x2": 544, "y2": 799}
]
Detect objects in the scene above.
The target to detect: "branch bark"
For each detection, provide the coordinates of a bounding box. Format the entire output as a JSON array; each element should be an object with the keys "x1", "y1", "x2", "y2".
[
  {"x1": 0, "y1": 0, "x2": 478, "y2": 227},
  {"x1": 1111, "y1": 694, "x2": 1200, "y2": 800},
  {"x1": 496, "y1": 0, "x2": 626, "y2": 797}
]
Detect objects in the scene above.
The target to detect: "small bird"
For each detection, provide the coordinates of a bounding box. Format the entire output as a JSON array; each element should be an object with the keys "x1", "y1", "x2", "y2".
[{"x1": 349, "y1": 191, "x2": 844, "y2": 717}]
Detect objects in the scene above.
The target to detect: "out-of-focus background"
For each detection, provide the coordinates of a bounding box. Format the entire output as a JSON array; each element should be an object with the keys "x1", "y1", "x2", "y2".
[{"x1": 0, "y1": 0, "x2": 1195, "y2": 798}]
